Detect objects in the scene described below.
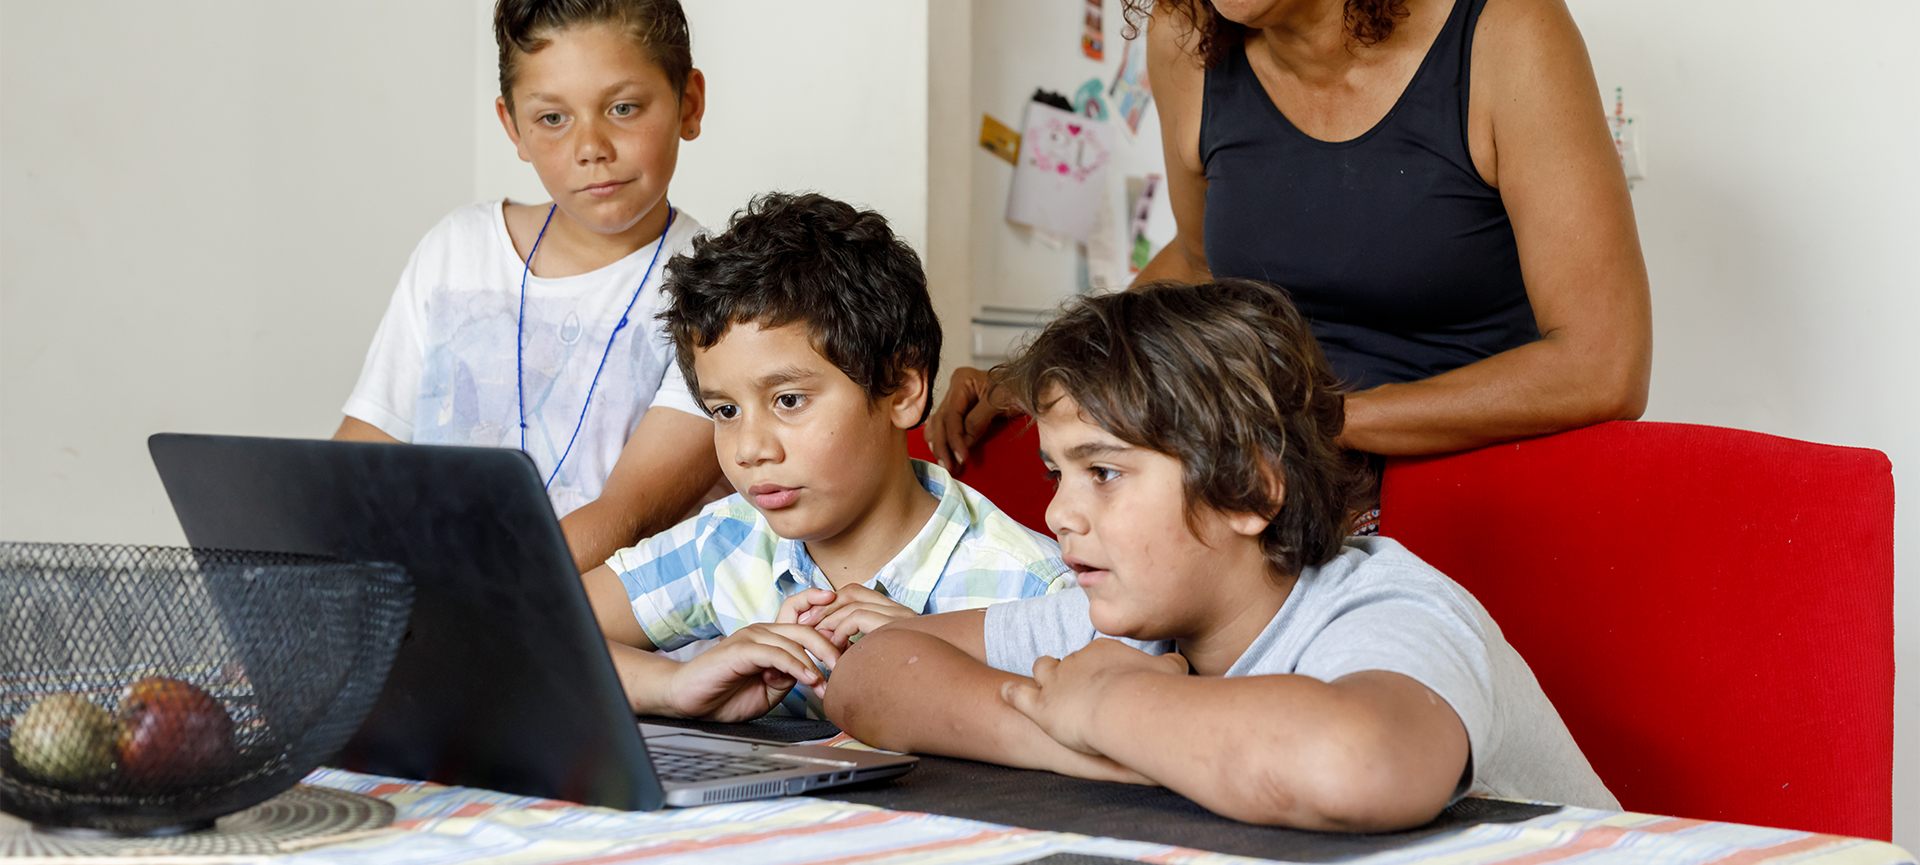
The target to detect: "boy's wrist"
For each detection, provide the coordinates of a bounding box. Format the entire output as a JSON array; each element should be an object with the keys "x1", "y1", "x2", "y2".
[
  {"x1": 615, "y1": 644, "x2": 688, "y2": 717},
  {"x1": 1075, "y1": 667, "x2": 1163, "y2": 758}
]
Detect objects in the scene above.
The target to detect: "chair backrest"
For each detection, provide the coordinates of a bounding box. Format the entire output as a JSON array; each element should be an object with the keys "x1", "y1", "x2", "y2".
[
  {"x1": 909, "y1": 418, "x2": 1053, "y2": 535},
  {"x1": 1381, "y1": 421, "x2": 1894, "y2": 839}
]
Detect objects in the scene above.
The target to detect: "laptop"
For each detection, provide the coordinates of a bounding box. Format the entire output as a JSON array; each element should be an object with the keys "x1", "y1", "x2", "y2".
[{"x1": 147, "y1": 433, "x2": 915, "y2": 810}]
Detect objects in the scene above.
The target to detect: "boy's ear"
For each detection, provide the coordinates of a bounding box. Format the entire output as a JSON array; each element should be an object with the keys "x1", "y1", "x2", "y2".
[
  {"x1": 884, "y1": 367, "x2": 931, "y2": 432},
  {"x1": 1223, "y1": 509, "x2": 1273, "y2": 539},
  {"x1": 496, "y1": 96, "x2": 532, "y2": 163},
  {"x1": 1223, "y1": 459, "x2": 1286, "y2": 539},
  {"x1": 678, "y1": 69, "x2": 707, "y2": 141}
]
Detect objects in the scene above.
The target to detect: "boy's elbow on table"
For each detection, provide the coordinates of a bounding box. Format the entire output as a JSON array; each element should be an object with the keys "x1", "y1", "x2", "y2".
[
  {"x1": 1210, "y1": 718, "x2": 1458, "y2": 832},
  {"x1": 820, "y1": 626, "x2": 919, "y2": 746}
]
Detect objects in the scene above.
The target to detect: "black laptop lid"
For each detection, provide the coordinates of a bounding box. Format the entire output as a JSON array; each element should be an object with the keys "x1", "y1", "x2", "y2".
[{"x1": 147, "y1": 433, "x2": 664, "y2": 810}]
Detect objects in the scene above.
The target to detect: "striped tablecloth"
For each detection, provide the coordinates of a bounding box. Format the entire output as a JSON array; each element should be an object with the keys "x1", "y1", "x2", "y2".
[{"x1": 269, "y1": 769, "x2": 1915, "y2": 865}]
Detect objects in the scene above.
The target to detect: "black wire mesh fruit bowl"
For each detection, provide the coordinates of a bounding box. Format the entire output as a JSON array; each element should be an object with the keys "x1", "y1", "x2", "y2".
[{"x1": 0, "y1": 543, "x2": 412, "y2": 835}]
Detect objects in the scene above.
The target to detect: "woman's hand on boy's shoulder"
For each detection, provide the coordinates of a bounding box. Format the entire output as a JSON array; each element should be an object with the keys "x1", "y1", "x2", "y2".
[
  {"x1": 663, "y1": 623, "x2": 842, "y2": 722},
  {"x1": 1001, "y1": 639, "x2": 1189, "y2": 757},
  {"x1": 778, "y1": 586, "x2": 916, "y2": 649}
]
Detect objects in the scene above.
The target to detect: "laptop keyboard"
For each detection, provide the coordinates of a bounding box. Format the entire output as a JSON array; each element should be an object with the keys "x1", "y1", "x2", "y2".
[{"x1": 649, "y1": 744, "x2": 798, "y2": 783}]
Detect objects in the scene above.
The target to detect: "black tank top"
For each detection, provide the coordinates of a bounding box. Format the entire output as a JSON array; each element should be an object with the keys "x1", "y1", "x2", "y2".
[{"x1": 1199, "y1": 0, "x2": 1537, "y2": 390}]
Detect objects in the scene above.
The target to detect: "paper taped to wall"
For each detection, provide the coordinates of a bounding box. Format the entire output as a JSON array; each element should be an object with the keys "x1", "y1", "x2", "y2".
[
  {"x1": 980, "y1": 114, "x2": 1022, "y2": 164},
  {"x1": 1110, "y1": 37, "x2": 1153, "y2": 136},
  {"x1": 1006, "y1": 101, "x2": 1111, "y2": 243}
]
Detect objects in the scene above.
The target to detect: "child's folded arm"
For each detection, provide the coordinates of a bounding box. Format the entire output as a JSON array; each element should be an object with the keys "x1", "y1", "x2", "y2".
[
  {"x1": 1010, "y1": 647, "x2": 1470, "y2": 832},
  {"x1": 822, "y1": 618, "x2": 1148, "y2": 785}
]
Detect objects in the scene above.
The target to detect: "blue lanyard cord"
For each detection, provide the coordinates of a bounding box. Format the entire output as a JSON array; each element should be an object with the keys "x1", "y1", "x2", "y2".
[
  {"x1": 515, "y1": 205, "x2": 559, "y2": 455},
  {"x1": 516, "y1": 204, "x2": 678, "y2": 490}
]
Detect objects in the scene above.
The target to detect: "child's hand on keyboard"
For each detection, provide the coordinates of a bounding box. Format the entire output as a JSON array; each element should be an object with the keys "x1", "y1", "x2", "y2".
[
  {"x1": 664, "y1": 623, "x2": 842, "y2": 722},
  {"x1": 777, "y1": 585, "x2": 916, "y2": 649}
]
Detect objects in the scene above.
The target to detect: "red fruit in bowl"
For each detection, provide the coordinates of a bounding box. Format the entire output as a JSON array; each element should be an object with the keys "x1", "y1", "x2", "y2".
[{"x1": 114, "y1": 677, "x2": 236, "y2": 789}]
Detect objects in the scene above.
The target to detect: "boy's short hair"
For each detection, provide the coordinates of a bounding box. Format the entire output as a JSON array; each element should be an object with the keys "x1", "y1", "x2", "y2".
[
  {"x1": 997, "y1": 279, "x2": 1360, "y2": 576},
  {"x1": 660, "y1": 192, "x2": 942, "y2": 425},
  {"x1": 494, "y1": 0, "x2": 692, "y2": 115}
]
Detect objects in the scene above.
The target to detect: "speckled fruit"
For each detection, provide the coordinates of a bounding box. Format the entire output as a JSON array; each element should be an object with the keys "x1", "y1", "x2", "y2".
[
  {"x1": 11, "y1": 693, "x2": 119, "y2": 787},
  {"x1": 115, "y1": 677, "x2": 236, "y2": 789}
]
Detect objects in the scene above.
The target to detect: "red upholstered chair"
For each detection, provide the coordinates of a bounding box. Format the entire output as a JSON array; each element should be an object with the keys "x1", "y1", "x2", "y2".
[
  {"x1": 921, "y1": 417, "x2": 1895, "y2": 837},
  {"x1": 1382, "y1": 421, "x2": 1894, "y2": 839}
]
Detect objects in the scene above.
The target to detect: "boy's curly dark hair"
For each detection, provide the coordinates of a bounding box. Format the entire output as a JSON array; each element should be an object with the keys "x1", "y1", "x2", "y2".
[
  {"x1": 660, "y1": 193, "x2": 941, "y2": 426},
  {"x1": 495, "y1": 0, "x2": 692, "y2": 115},
  {"x1": 1120, "y1": 0, "x2": 1409, "y2": 68},
  {"x1": 997, "y1": 280, "x2": 1361, "y2": 576}
]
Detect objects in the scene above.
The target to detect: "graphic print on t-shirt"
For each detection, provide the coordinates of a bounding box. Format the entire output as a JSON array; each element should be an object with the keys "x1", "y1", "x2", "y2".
[
  {"x1": 343, "y1": 202, "x2": 706, "y2": 520},
  {"x1": 414, "y1": 283, "x2": 673, "y2": 518}
]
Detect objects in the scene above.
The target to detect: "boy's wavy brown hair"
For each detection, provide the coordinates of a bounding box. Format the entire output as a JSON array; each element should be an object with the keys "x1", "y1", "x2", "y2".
[
  {"x1": 1121, "y1": 0, "x2": 1410, "y2": 68},
  {"x1": 660, "y1": 192, "x2": 941, "y2": 427},
  {"x1": 495, "y1": 0, "x2": 692, "y2": 115},
  {"x1": 996, "y1": 280, "x2": 1360, "y2": 576}
]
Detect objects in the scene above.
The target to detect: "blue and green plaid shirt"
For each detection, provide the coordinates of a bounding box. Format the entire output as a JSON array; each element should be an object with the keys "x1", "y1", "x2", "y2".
[{"x1": 606, "y1": 459, "x2": 1073, "y2": 717}]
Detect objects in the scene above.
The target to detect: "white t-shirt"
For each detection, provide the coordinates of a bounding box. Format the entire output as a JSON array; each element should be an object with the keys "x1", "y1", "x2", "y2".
[{"x1": 344, "y1": 200, "x2": 708, "y2": 518}]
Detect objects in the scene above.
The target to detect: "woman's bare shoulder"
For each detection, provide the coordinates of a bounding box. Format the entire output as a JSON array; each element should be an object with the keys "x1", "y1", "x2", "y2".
[
  {"x1": 1145, "y1": 3, "x2": 1210, "y2": 172},
  {"x1": 1472, "y1": 0, "x2": 1596, "y2": 95},
  {"x1": 1469, "y1": 0, "x2": 1608, "y2": 185}
]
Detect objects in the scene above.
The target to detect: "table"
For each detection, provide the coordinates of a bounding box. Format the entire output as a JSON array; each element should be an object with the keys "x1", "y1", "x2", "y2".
[{"x1": 270, "y1": 768, "x2": 1914, "y2": 865}]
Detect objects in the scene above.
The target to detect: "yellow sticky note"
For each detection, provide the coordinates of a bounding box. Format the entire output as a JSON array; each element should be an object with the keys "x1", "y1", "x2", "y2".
[{"x1": 980, "y1": 114, "x2": 1021, "y2": 165}]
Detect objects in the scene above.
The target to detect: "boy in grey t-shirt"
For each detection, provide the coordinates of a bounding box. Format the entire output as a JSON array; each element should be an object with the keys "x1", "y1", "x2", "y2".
[{"x1": 822, "y1": 280, "x2": 1616, "y2": 831}]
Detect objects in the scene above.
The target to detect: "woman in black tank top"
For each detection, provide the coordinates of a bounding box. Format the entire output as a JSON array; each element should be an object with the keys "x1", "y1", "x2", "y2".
[{"x1": 925, "y1": 0, "x2": 1649, "y2": 468}]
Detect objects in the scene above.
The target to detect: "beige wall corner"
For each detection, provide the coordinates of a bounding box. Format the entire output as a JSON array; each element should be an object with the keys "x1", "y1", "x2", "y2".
[{"x1": 926, "y1": 0, "x2": 977, "y2": 399}]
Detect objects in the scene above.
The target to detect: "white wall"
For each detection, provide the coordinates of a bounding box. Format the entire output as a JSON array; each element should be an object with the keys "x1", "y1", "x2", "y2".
[
  {"x1": 0, "y1": 1, "x2": 476, "y2": 546},
  {"x1": 969, "y1": 0, "x2": 1172, "y2": 335},
  {"x1": 1565, "y1": 0, "x2": 1920, "y2": 846},
  {"x1": 927, "y1": 0, "x2": 977, "y2": 379}
]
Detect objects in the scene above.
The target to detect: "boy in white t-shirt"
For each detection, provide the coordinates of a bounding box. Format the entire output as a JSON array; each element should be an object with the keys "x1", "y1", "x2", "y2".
[{"x1": 339, "y1": 0, "x2": 723, "y2": 573}]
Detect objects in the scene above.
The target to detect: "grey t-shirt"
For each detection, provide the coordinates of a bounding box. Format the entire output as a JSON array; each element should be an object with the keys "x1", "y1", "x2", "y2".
[{"x1": 983, "y1": 536, "x2": 1618, "y2": 810}]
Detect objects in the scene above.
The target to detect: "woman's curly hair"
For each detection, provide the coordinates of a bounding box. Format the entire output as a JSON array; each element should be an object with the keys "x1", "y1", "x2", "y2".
[{"x1": 1121, "y1": 0, "x2": 1410, "y2": 67}]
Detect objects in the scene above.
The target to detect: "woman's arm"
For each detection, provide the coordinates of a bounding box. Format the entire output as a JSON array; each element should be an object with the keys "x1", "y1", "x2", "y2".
[
  {"x1": 823, "y1": 614, "x2": 1151, "y2": 784},
  {"x1": 1338, "y1": 0, "x2": 1650, "y2": 455},
  {"x1": 1132, "y1": 5, "x2": 1212, "y2": 286},
  {"x1": 560, "y1": 406, "x2": 724, "y2": 573}
]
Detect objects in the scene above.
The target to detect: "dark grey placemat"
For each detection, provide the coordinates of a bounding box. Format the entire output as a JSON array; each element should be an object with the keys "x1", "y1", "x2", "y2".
[
  {"x1": 820, "y1": 753, "x2": 1558, "y2": 862},
  {"x1": 641, "y1": 717, "x2": 1560, "y2": 862}
]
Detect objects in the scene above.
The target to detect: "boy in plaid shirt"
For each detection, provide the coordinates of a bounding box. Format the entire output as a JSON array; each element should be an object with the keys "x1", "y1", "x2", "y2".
[{"x1": 581, "y1": 193, "x2": 1072, "y2": 720}]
